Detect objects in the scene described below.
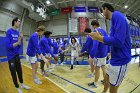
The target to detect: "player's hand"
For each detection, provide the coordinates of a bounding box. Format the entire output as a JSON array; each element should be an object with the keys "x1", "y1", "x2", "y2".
[
  {"x1": 108, "y1": 53, "x2": 111, "y2": 60},
  {"x1": 54, "y1": 56, "x2": 58, "y2": 61},
  {"x1": 88, "y1": 30, "x2": 104, "y2": 43},
  {"x1": 88, "y1": 31, "x2": 100, "y2": 40},
  {"x1": 43, "y1": 58, "x2": 49, "y2": 64},
  {"x1": 17, "y1": 37, "x2": 22, "y2": 45},
  {"x1": 61, "y1": 50, "x2": 65, "y2": 53},
  {"x1": 19, "y1": 32, "x2": 23, "y2": 38}
]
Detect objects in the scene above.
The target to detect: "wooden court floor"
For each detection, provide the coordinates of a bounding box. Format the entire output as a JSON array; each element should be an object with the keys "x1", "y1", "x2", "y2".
[
  {"x1": 1, "y1": 58, "x2": 140, "y2": 93},
  {"x1": 0, "y1": 62, "x2": 67, "y2": 93},
  {"x1": 21, "y1": 58, "x2": 140, "y2": 93}
]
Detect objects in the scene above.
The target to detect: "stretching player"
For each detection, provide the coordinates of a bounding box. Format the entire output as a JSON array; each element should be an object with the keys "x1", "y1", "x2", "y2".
[
  {"x1": 26, "y1": 25, "x2": 48, "y2": 84},
  {"x1": 53, "y1": 38, "x2": 61, "y2": 66},
  {"x1": 39, "y1": 31, "x2": 58, "y2": 76},
  {"x1": 81, "y1": 28, "x2": 95, "y2": 78}
]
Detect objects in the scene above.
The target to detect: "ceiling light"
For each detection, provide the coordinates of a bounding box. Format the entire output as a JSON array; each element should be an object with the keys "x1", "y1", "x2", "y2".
[
  {"x1": 36, "y1": 7, "x2": 41, "y2": 12},
  {"x1": 124, "y1": 5, "x2": 128, "y2": 9},
  {"x1": 46, "y1": 0, "x2": 50, "y2": 4}
]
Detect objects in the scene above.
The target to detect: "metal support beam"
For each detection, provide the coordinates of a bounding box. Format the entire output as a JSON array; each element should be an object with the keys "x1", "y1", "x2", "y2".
[
  {"x1": 125, "y1": 1, "x2": 140, "y2": 14},
  {"x1": 44, "y1": 0, "x2": 73, "y2": 7},
  {"x1": 114, "y1": 0, "x2": 121, "y2": 8},
  {"x1": 119, "y1": 0, "x2": 130, "y2": 11},
  {"x1": 51, "y1": 0, "x2": 59, "y2": 9},
  {"x1": 74, "y1": 0, "x2": 77, "y2": 6},
  {"x1": 20, "y1": 8, "x2": 27, "y2": 32},
  {"x1": 130, "y1": 7, "x2": 140, "y2": 16},
  {"x1": 85, "y1": 0, "x2": 88, "y2": 7},
  {"x1": 62, "y1": 0, "x2": 68, "y2": 7},
  {"x1": 37, "y1": 0, "x2": 49, "y2": 11}
]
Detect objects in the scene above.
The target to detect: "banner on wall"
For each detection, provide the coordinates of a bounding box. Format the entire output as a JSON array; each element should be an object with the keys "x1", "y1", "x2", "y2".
[
  {"x1": 49, "y1": 9, "x2": 60, "y2": 16},
  {"x1": 74, "y1": 6, "x2": 86, "y2": 12},
  {"x1": 88, "y1": 7, "x2": 99, "y2": 12},
  {"x1": 69, "y1": 18, "x2": 78, "y2": 32},
  {"x1": 78, "y1": 17, "x2": 89, "y2": 32},
  {"x1": 61, "y1": 7, "x2": 72, "y2": 14}
]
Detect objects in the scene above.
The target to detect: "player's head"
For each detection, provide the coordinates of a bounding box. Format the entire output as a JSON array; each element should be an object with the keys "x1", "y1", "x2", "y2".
[
  {"x1": 91, "y1": 20, "x2": 100, "y2": 29},
  {"x1": 71, "y1": 37, "x2": 77, "y2": 44},
  {"x1": 37, "y1": 25, "x2": 46, "y2": 36},
  {"x1": 101, "y1": 3, "x2": 114, "y2": 19},
  {"x1": 56, "y1": 38, "x2": 59, "y2": 42},
  {"x1": 84, "y1": 28, "x2": 92, "y2": 34},
  {"x1": 12, "y1": 17, "x2": 20, "y2": 28},
  {"x1": 44, "y1": 31, "x2": 52, "y2": 38}
]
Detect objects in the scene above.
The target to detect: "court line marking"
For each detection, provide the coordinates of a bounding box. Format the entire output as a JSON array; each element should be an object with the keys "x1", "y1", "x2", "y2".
[
  {"x1": 22, "y1": 61, "x2": 95, "y2": 93},
  {"x1": 50, "y1": 72, "x2": 95, "y2": 93},
  {"x1": 129, "y1": 83, "x2": 140, "y2": 93},
  {"x1": 22, "y1": 63, "x2": 70, "y2": 93}
]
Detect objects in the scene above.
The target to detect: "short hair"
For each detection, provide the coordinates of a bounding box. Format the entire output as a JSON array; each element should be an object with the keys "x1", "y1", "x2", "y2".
[
  {"x1": 84, "y1": 28, "x2": 91, "y2": 33},
  {"x1": 37, "y1": 25, "x2": 45, "y2": 32},
  {"x1": 71, "y1": 37, "x2": 77, "y2": 43},
  {"x1": 102, "y1": 3, "x2": 114, "y2": 12},
  {"x1": 91, "y1": 20, "x2": 100, "y2": 27},
  {"x1": 44, "y1": 31, "x2": 52, "y2": 35},
  {"x1": 12, "y1": 17, "x2": 19, "y2": 26},
  {"x1": 56, "y1": 38, "x2": 59, "y2": 41}
]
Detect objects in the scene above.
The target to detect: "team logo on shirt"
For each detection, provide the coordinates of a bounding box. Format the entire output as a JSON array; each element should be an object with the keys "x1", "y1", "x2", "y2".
[{"x1": 12, "y1": 34, "x2": 18, "y2": 40}]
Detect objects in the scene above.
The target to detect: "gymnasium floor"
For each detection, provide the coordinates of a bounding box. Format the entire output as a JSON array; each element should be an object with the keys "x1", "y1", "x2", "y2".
[{"x1": 0, "y1": 56, "x2": 140, "y2": 93}]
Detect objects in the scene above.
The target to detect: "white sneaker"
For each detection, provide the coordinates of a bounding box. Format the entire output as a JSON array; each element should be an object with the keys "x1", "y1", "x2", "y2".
[
  {"x1": 47, "y1": 69, "x2": 52, "y2": 73},
  {"x1": 52, "y1": 65, "x2": 56, "y2": 68},
  {"x1": 60, "y1": 63, "x2": 64, "y2": 65},
  {"x1": 17, "y1": 88, "x2": 22, "y2": 93},
  {"x1": 36, "y1": 77, "x2": 41, "y2": 81},
  {"x1": 34, "y1": 79, "x2": 42, "y2": 84},
  {"x1": 42, "y1": 71, "x2": 49, "y2": 77},
  {"x1": 87, "y1": 74, "x2": 94, "y2": 78},
  {"x1": 56, "y1": 63, "x2": 60, "y2": 66},
  {"x1": 20, "y1": 84, "x2": 30, "y2": 90}
]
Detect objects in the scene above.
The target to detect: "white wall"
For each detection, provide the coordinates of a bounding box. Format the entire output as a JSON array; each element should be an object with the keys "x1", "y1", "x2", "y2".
[
  {"x1": 22, "y1": 18, "x2": 38, "y2": 35},
  {"x1": 0, "y1": 8, "x2": 18, "y2": 32},
  {"x1": 41, "y1": 14, "x2": 68, "y2": 36}
]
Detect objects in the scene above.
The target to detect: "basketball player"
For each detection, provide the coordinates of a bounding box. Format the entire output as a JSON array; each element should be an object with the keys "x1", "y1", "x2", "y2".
[
  {"x1": 88, "y1": 20, "x2": 108, "y2": 88},
  {"x1": 81, "y1": 28, "x2": 95, "y2": 78},
  {"x1": 63, "y1": 37, "x2": 80, "y2": 70},
  {"x1": 6, "y1": 17, "x2": 30, "y2": 93},
  {"x1": 53, "y1": 38, "x2": 61, "y2": 66},
  {"x1": 26, "y1": 25, "x2": 48, "y2": 84},
  {"x1": 39, "y1": 31, "x2": 58, "y2": 76}
]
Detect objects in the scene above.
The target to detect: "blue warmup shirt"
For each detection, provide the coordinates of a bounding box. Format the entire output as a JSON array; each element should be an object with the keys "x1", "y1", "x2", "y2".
[
  {"x1": 48, "y1": 38, "x2": 55, "y2": 47},
  {"x1": 46, "y1": 38, "x2": 56, "y2": 54},
  {"x1": 103, "y1": 11, "x2": 131, "y2": 66},
  {"x1": 53, "y1": 41, "x2": 60, "y2": 54},
  {"x1": 6, "y1": 28, "x2": 21, "y2": 60},
  {"x1": 91, "y1": 28, "x2": 108, "y2": 58},
  {"x1": 26, "y1": 32, "x2": 42, "y2": 57},
  {"x1": 81, "y1": 36, "x2": 94, "y2": 57},
  {"x1": 39, "y1": 36, "x2": 54, "y2": 57}
]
